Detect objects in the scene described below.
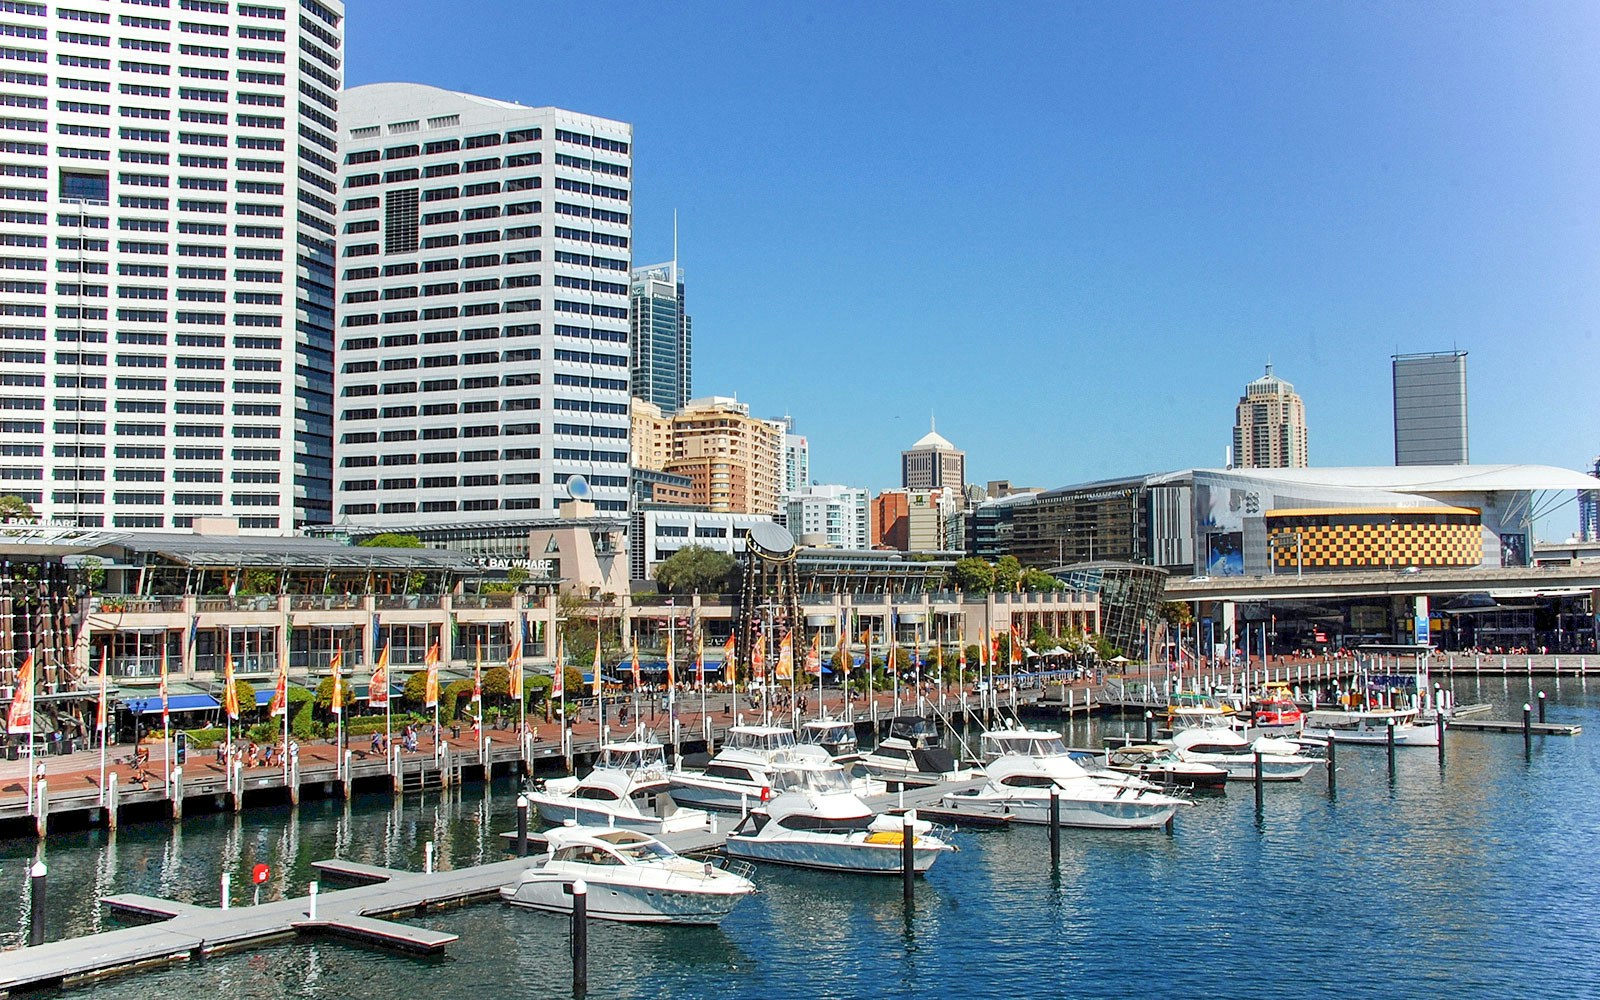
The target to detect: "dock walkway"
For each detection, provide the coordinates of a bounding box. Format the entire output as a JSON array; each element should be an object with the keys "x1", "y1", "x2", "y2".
[{"x1": 0, "y1": 854, "x2": 536, "y2": 994}]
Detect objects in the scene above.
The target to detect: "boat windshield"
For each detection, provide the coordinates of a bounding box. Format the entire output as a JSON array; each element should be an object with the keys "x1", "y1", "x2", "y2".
[
  {"x1": 728, "y1": 729, "x2": 798, "y2": 752},
  {"x1": 984, "y1": 734, "x2": 1067, "y2": 758},
  {"x1": 612, "y1": 839, "x2": 676, "y2": 863},
  {"x1": 600, "y1": 745, "x2": 665, "y2": 771},
  {"x1": 802, "y1": 725, "x2": 854, "y2": 745},
  {"x1": 772, "y1": 767, "x2": 853, "y2": 795}
]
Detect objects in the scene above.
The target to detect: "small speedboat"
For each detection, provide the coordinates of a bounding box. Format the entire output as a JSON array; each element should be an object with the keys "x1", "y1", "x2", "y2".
[
  {"x1": 500, "y1": 826, "x2": 755, "y2": 925},
  {"x1": 943, "y1": 729, "x2": 1188, "y2": 830},
  {"x1": 800, "y1": 717, "x2": 861, "y2": 763},
  {"x1": 1170, "y1": 727, "x2": 1319, "y2": 781},
  {"x1": 858, "y1": 715, "x2": 975, "y2": 787},
  {"x1": 1104, "y1": 744, "x2": 1228, "y2": 790},
  {"x1": 724, "y1": 761, "x2": 954, "y2": 874},
  {"x1": 527, "y1": 741, "x2": 713, "y2": 834},
  {"x1": 1302, "y1": 708, "x2": 1440, "y2": 747}
]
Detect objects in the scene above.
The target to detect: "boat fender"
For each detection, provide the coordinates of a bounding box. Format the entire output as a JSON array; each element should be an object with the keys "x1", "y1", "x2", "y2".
[{"x1": 759, "y1": 786, "x2": 771, "y2": 803}]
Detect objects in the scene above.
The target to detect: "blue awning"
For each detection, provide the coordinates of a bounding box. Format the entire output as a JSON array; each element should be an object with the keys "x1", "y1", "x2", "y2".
[
  {"x1": 125, "y1": 694, "x2": 220, "y2": 715},
  {"x1": 581, "y1": 671, "x2": 621, "y2": 684}
]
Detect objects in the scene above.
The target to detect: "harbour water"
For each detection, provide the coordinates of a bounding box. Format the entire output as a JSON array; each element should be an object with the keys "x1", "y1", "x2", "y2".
[{"x1": 3, "y1": 676, "x2": 1597, "y2": 999}]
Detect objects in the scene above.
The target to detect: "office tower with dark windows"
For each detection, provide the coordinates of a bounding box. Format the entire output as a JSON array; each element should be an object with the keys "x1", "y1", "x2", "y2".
[
  {"x1": 0, "y1": 0, "x2": 343, "y2": 532},
  {"x1": 629, "y1": 258, "x2": 689, "y2": 414},
  {"x1": 1393, "y1": 350, "x2": 1469, "y2": 466},
  {"x1": 334, "y1": 84, "x2": 632, "y2": 524}
]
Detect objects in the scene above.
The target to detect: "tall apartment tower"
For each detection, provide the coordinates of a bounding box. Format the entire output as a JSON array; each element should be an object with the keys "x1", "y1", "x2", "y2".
[
  {"x1": 1231, "y1": 364, "x2": 1308, "y2": 469},
  {"x1": 0, "y1": 0, "x2": 344, "y2": 532},
  {"x1": 664, "y1": 396, "x2": 781, "y2": 514},
  {"x1": 1393, "y1": 350, "x2": 1468, "y2": 466},
  {"x1": 768, "y1": 414, "x2": 808, "y2": 495},
  {"x1": 334, "y1": 84, "x2": 632, "y2": 523},
  {"x1": 629, "y1": 259, "x2": 689, "y2": 414},
  {"x1": 1580, "y1": 454, "x2": 1600, "y2": 543},
  {"x1": 901, "y1": 423, "x2": 965, "y2": 492}
]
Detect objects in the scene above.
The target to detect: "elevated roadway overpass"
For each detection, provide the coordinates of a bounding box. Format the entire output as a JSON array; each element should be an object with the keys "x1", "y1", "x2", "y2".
[{"x1": 1164, "y1": 564, "x2": 1600, "y2": 603}]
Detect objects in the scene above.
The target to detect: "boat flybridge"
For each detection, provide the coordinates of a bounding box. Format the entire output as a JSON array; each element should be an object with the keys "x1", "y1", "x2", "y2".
[
  {"x1": 668, "y1": 724, "x2": 835, "y2": 812},
  {"x1": 799, "y1": 717, "x2": 861, "y2": 763},
  {"x1": 527, "y1": 741, "x2": 713, "y2": 834},
  {"x1": 858, "y1": 715, "x2": 976, "y2": 787},
  {"x1": 1168, "y1": 727, "x2": 1319, "y2": 781}
]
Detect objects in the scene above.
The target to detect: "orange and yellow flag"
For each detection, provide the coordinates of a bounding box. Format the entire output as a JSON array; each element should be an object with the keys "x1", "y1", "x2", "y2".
[
  {"x1": 423, "y1": 639, "x2": 440, "y2": 708},
  {"x1": 775, "y1": 631, "x2": 793, "y2": 681},
  {"x1": 222, "y1": 648, "x2": 240, "y2": 721},
  {"x1": 5, "y1": 650, "x2": 33, "y2": 735},
  {"x1": 804, "y1": 632, "x2": 822, "y2": 676},
  {"x1": 330, "y1": 645, "x2": 344, "y2": 716},
  {"x1": 507, "y1": 636, "x2": 523, "y2": 700},
  {"x1": 369, "y1": 642, "x2": 391, "y2": 707}
]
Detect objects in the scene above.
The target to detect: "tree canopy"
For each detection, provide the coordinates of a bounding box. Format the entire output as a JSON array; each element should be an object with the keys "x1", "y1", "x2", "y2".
[
  {"x1": 0, "y1": 494, "x2": 36, "y2": 520},
  {"x1": 654, "y1": 545, "x2": 738, "y2": 594},
  {"x1": 358, "y1": 533, "x2": 424, "y2": 548},
  {"x1": 949, "y1": 557, "x2": 995, "y2": 592}
]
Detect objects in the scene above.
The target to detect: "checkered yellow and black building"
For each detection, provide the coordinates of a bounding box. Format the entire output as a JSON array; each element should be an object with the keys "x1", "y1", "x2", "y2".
[{"x1": 1264, "y1": 507, "x2": 1482, "y2": 570}]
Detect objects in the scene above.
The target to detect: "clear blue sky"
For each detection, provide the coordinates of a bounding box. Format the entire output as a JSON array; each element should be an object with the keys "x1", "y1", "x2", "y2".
[{"x1": 347, "y1": 2, "x2": 1600, "y2": 539}]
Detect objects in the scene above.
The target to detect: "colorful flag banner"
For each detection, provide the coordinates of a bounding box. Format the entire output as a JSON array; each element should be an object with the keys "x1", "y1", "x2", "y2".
[
  {"x1": 423, "y1": 638, "x2": 440, "y2": 709},
  {"x1": 330, "y1": 645, "x2": 344, "y2": 716},
  {"x1": 222, "y1": 648, "x2": 240, "y2": 721},
  {"x1": 775, "y1": 631, "x2": 793, "y2": 681},
  {"x1": 7, "y1": 650, "x2": 35, "y2": 735},
  {"x1": 507, "y1": 634, "x2": 524, "y2": 700},
  {"x1": 95, "y1": 647, "x2": 109, "y2": 732},
  {"x1": 369, "y1": 642, "x2": 390, "y2": 707},
  {"x1": 804, "y1": 632, "x2": 822, "y2": 676}
]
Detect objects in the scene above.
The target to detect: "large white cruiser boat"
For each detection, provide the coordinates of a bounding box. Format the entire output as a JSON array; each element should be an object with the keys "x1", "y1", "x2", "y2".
[
  {"x1": 1302, "y1": 708, "x2": 1441, "y2": 747},
  {"x1": 500, "y1": 826, "x2": 755, "y2": 925},
  {"x1": 668, "y1": 724, "x2": 832, "y2": 812},
  {"x1": 527, "y1": 741, "x2": 713, "y2": 834},
  {"x1": 1169, "y1": 727, "x2": 1319, "y2": 781},
  {"x1": 799, "y1": 717, "x2": 861, "y2": 763},
  {"x1": 941, "y1": 729, "x2": 1188, "y2": 830},
  {"x1": 858, "y1": 715, "x2": 976, "y2": 787},
  {"x1": 723, "y1": 761, "x2": 954, "y2": 874}
]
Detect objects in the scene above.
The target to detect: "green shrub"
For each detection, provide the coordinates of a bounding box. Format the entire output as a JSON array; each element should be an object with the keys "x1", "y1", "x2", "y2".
[
  {"x1": 181, "y1": 727, "x2": 226, "y2": 749},
  {"x1": 442, "y1": 678, "x2": 474, "y2": 723}
]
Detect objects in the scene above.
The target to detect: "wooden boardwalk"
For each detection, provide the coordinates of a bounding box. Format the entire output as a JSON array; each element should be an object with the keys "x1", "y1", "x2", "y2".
[
  {"x1": 0, "y1": 853, "x2": 539, "y2": 994},
  {"x1": 1448, "y1": 719, "x2": 1582, "y2": 736}
]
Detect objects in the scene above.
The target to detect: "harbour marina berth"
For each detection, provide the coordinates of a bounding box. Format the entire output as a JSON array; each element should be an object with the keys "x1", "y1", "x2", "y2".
[
  {"x1": 525, "y1": 740, "x2": 714, "y2": 834},
  {"x1": 499, "y1": 825, "x2": 755, "y2": 925},
  {"x1": 723, "y1": 761, "x2": 955, "y2": 874}
]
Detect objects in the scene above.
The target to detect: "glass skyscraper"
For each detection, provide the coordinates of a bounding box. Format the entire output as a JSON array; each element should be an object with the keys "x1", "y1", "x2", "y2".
[
  {"x1": 1393, "y1": 351, "x2": 1468, "y2": 466},
  {"x1": 629, "y1": 260, "x2": 689, "y2": 414}
]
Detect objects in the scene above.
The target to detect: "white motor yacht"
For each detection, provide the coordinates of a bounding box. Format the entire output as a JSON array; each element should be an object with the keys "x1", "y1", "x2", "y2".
[
  {"x1": 669, "y1": 724, "x2": 833, "y2": 812},
  {"x1": 800, "y1": 717, "x2": 862, "y2": 763},
  {"x1": 500, "y1": 826, "x2": 755, "y2": 925},
  {"x1": 1103, "y1": 744, "x2": 1229, "y2": 790},
  {"x1": 942, "y1": 729, "x2": 1188, "y2": 830},
  {"x1": 1302, "y1": 708, "x2": 1440, "y2": 747},
  {"x1": 527, "y1": 741, "x2": 713, "y2": 834},
  {"x1": 858, "y1": 715, "x2": 976, "y2": 787},
  {"x1": 723, "y1": 761, "x2": 954, "y2": 874},
  {"x1": 1169, "y1": 727, "x2": 1319, "y2": 781}
]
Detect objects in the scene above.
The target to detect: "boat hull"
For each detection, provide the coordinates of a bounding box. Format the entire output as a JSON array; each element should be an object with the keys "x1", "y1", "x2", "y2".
[
  {"x1": 500, "y1": 875, "x2": 745, "y2": 925},
  {"x1": 527, "y1": 796, "x2": 710, "y2": 835},
  {"x1": 940, "y1": 791, "x2": 1179, "y2": 830},
  {"x1": 1304, "y1": 726, "x2": 1440, "y2": 747},
  {"x1": 723, "y1": 835, "x2": 945, "y2": 874}
]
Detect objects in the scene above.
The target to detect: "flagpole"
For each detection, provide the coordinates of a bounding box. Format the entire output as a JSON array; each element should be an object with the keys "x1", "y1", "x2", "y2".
[
  {"x1": 161, "y1": 643, "x2": 171, "y2": 793},
  {"x1": 475, "y1": 640, "x2": 483, "y2": 764},
  {"x1": 97, "y1": 648, "x2": 107, "y2": 805},
  {"x1": 333, "y1": 644, "x2": 343, "y2": 782}
]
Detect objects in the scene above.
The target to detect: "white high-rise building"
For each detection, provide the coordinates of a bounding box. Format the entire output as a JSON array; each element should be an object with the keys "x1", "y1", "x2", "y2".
[
  {"x1": 334, "y1": 84, "x2": 632, "y2": 523},
  {"x1": 786, "y1": 484, "x2": 868, "y2": 550},
  {"x1": 0, "y1": 0, "x2": 344, "y2": 532}
]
